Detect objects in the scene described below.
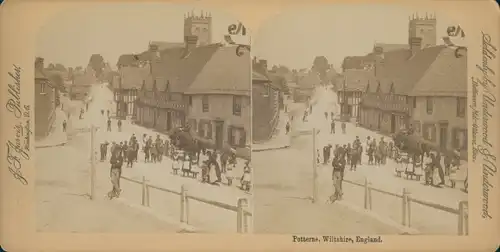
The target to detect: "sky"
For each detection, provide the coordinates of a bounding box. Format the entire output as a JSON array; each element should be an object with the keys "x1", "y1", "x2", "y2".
[
  {"x1": 36, "y1": 3, "x2": 241, "y2": 69},
  {"x1": 252, "y1": 4, "x2": 455, "y2": 71}
]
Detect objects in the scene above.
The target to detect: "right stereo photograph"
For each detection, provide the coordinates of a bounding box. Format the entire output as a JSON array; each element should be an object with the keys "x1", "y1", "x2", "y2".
[{"x1": 251, "y1": 5, "x2": 468, "y2": 236}]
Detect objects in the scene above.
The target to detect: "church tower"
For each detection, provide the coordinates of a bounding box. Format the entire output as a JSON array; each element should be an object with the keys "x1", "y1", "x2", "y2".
[
  {"x1": 408, "y1": 12, "x2": 437, "y2": 48},
  {"x1": 184, "y1": 10, "x2": 212, "y2": 46}
]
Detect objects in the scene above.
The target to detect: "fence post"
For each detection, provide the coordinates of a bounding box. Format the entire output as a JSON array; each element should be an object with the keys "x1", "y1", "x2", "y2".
[
  {"x1": 363, "y1": 177, "x2": 369, "y2": 209},
  {"x1": 180, "y1": 184, "x2": 187, "y2": 223},
  {"x1": 368, "y1": 183, "x2": 373, "y2": 210},
  {"x1": 141, "y1": 176, "x2": 147, "y2": 206},
  {"x1": 237, "y1": 198, "x2": 248, "y2": 233},
  {"x1": 401, "y1": 188, "x2": 408, "y2": 226},
  {"x1": 458, "y1": 201, "x2": 466, "y2": 235},
  {"x1": 145, "y1": 184, "x2": 150, "y2": 207},
  {"x1": 406, "y1": 191, "x2": 412, "y2": 227}
]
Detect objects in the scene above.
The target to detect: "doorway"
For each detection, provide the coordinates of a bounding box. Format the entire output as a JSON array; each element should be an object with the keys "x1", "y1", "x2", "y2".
[
  {"x1": 390, "y1": 114, "x2": 396, "y2": 133},
  {"x1": 215, "y1": 121, "x2": 224, "y2": 149},
  {"x1": 166, "y1": 111, "x2": 172, "y2": 131},
  {"x1": 439, "y1": 122, "x2": 448, "y2": 150}
]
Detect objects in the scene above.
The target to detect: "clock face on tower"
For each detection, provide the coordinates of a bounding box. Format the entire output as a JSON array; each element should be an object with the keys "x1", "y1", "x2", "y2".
[{"x1": 191, "y1": 26, "x2": 200, "y2": 35}]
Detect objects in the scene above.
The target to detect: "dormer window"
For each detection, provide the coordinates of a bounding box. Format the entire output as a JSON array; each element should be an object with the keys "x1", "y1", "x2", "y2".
[{"x1": 40, "y1": 81, "x2": 46, "y2": 94}]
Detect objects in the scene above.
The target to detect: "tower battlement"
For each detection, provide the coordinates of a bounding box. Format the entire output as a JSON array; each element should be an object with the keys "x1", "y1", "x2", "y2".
[
  {"x1": 184, "y1": 10, "x2": 212, "y2": 21},
  {"x1": 409, "y1": 12, "x2": 437, "y2": 22}
]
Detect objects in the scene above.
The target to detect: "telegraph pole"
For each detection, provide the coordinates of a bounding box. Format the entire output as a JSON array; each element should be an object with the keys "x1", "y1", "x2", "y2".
[
  {"x1": 90, "y1": 125, "x2": 97, "y2": 200},
  {"x1": 312, "y1": 127, "x2": 318, "y2": 203}
]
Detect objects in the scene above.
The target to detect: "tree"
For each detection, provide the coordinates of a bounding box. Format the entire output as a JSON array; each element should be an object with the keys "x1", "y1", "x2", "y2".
[
  {"x1": 312, "y1": 56, "x2": 330, "y2": 82},
  {"x1": 75, "y1": 66, "x2": 83, "y2": 72},
  {"x1": 54, "y1": 63, "x2": 66, "y2": 72},
  {"x1": 48, "y1": 63, "x2": 55, "y2": 69},
  {"x1": 88, "y1": 54, "x2": 105, "y2": 78}
]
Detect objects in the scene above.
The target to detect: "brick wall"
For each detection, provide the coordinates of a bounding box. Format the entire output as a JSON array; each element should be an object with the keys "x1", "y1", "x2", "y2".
[
  {"x1": 35, "y1": 79, "x2": 56, "y2": 139},
  {"x1": 252, "y1": 83, "x2": 279, "y2": 142}
]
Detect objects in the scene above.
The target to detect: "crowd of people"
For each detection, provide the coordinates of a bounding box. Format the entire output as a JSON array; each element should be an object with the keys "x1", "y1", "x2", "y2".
[
  {"x1": 324, "y1": 132, "x2": 465, "y2": 203},
  {"x1": 102, "y1": 127, "x2": 252, "y2": 199}
]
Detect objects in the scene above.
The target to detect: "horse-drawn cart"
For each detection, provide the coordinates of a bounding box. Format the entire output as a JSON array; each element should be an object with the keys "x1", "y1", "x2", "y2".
[{"x1": 392, "y1": 131, "x2": 425, "y2": 181}]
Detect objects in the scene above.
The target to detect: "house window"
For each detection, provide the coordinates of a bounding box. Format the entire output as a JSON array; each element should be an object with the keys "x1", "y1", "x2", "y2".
[
  {"x1": 202, "y1": 95, "x2": 209, "y2": 112},
  {"x1": 457, "y1": 97, "x2": 466, "y2": 117},
  {"x1": 452, "y1": 128, "x2": 467, "y2": 150},
  {"x1": 40, "y1": 82, "x2": 46, "y2": 94},
  {"x1": 188, "y1": 96, "x2": 192, "y2": 106},
  {"x1": 262, "y1": 84, "x2": 269, "y2": 97},
  {"x1": 188, "y1": 119, "x2": 197, "y2": 132},
  {"x1": 426, "y1": 97, "x2": 433, "y2": 115},
  {"x1": 198, "y1": 120, "x2": 212, "y2": 139},
  {"x1": 233, "y1": 96, "x2": 242, "y2": 116},
  {"x1": 422, "y1": 123, "x2": 436, "y2": 142},
  {"x1": 413, "y1": 120, "x2": 421, "y2": 134},
  {"x1": 229, "y1": 126, "x2": 246, "y2": 147}
]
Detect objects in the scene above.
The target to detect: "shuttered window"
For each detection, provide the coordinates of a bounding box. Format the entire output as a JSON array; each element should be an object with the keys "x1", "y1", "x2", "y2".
[
  {"x1": 423, "y1": 123, "x2": 436, "y2": 142},
  {"x1": 202, "y1": 95, "x2": 209, "y2": 112},
  {"x1": 456, "y1": 97, "x2": 466, "y2": 117},
  {"x1": 228, "y1": 126, "x2": 246, "y2": 147},
  {"x1": 452, "y1": 128, "x2": 467, "y2": 150},
  {"x1": 426, "y1": 97, "x2": 433, "y2": 115}
]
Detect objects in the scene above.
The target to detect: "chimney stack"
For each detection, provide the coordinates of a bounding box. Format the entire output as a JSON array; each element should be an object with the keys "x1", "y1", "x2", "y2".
[
  {"x1": 35, "y1": 57, "x2": 44, "y2": 70},
  {"x1": 185, "y1": 35, "x2": 198, "y2": 52},
  {"x1": 258, "y1": 59, "x2": 268, "y2": 71},
  {"x1": 409, "y1": 37, "x2": 422, "y2": 56}
]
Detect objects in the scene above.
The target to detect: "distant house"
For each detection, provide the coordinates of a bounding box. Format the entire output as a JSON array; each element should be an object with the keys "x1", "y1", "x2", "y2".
[
  {"x1": 294, "y1": 71, "x2": 320, "y2": 102},
  {"x1": 112, "y1": 66, "x2": 149, "y2": 118},
  {"x1": 252, "y1": 63, "x2": 282, "y2": 142},
  {"x1": 34, "y1": 57, "x2": 58, "y2": 139},
  {"x1": 336, "y1": 69, "x2": 375, "y2": 121}
]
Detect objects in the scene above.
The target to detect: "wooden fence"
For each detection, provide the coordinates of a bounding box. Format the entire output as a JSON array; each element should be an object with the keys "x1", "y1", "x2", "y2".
[
  {"x1": 121, "y1": 176, "x2": 252, "y2": 233},
  {"x1": 343, "y1": 178, "x2": 469, "y2": 235}
]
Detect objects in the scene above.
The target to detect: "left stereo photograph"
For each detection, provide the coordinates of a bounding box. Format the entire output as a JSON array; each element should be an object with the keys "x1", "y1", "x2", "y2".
[{"x1": 34, "y1": 2, "x2": 252, "y2": 234}]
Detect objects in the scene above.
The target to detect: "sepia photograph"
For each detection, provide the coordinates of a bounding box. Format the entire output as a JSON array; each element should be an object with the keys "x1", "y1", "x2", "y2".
[
  {"x1": 34, "y1": 3, "x2": 252, "y2": 233},
  {"x1": 1, "y1": 0, "x2": 498, "y2": 251},
  {"x1": 252, "y1": 5, "x2": 469, "y2": 235}
]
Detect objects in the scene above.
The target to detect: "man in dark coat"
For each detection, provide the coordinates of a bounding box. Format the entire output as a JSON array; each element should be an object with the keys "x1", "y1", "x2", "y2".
[{"x1": 331, "y1": 120, "x2": 336, "y2": 134}]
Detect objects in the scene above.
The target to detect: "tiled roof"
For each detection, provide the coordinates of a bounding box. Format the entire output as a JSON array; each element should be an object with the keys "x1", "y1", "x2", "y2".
[
  {"x1": 150, "y1": 41, "x2": 184, "y2": 51},
  {"x1": 373, "y1": 43, "x2": 409, "y2": 53},
  {"x1": 368, "y1": 46, "x2": 446, "y2": 95},
  {"x1": 149, "y1": 44, "x2": 221, "y2": 93},
  {"x1": 252, "y1": 71, "x2": 269, "y2": 83},
  {"x1": 116, "y1": 54, "x2": 140, "y2": 67},
  {"x1": 185, "y1": 46, "x2": 250, "y2": 96},
  {"x1": 342, "y1": 55, "x2": 377, "y2": 70},
  {"x1": 338, "y1": 69, "x2": 376, "y2": 92},
  {"x1": 113, "y1": 66, "x2": 149, "y2": 90},
  {"x1": 409, "y1": 47, "x2": 467, "y2": 97}
]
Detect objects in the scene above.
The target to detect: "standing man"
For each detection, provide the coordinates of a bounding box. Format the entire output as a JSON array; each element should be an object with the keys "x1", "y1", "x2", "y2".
[
  {"x1": 435, "y1": 151, "x2": 445, "y2": 186},
  {"x1": 341, "y1": 121, "x2": 346, "y2": 134},
  {"x1": 285, "y1": 121, "x2": 290, "y2": 135},
  {"x1": 330, "y1": 155, "x2": 345, "y2": 202},
  {"x1": 107, "y1": 118, "x2": 112, "y2": 132},
  {"x1": 117, "y1": 119, "x2": 122, "y2": 132},
  {"x1": 62, "y1": 120, "x2": 67, "y2": 132},
  {"x1": 108, "y1": 153, "x2": 124, "y2": 199},
  {"x1": 330, "y1": 119, "x2": 336, "y2": 134}
]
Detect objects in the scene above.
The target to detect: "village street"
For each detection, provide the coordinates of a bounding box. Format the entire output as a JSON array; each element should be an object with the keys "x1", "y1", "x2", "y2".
[
  {"x1": 253, "y1": 86, "x2": 468, "y2": 235},
  {"x1": 36, "y1": 83, "x2": 252, "y2": 233}
]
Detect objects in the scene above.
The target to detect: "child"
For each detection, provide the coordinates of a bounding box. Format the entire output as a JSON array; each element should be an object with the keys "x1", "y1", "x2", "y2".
[{"x1": 240, "y1": 161, "x2": 251, "y2": 191}]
